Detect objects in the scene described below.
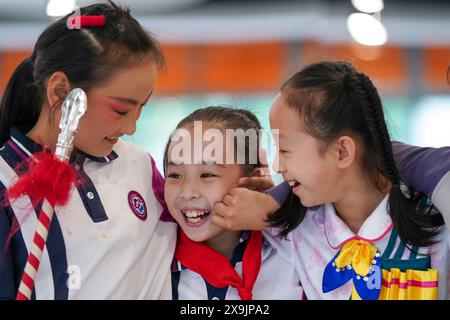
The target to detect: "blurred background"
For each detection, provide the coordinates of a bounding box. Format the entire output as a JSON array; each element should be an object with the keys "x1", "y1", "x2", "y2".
[{"x1": 0, "y1": 0, "x2": 449, "y2": 174}]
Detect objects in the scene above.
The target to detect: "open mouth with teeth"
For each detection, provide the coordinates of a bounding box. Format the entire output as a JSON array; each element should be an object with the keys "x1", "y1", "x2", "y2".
[
  {"x1": 288, "y1": 180, "x2": 301, "y2": 188},
  {"x1": 181, "y1": 209, "x2": 211, "y2": 227}
]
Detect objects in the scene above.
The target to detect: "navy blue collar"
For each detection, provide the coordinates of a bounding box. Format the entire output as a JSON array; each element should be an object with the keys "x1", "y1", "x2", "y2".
[{"x1": 8, "y1": 127, "x2": 119, "y2": 163}]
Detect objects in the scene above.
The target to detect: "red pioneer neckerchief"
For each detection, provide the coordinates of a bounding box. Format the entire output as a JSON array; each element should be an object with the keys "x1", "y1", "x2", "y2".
[{"x1": 175, "y1": 229, "x2": 263, "y2": 300}]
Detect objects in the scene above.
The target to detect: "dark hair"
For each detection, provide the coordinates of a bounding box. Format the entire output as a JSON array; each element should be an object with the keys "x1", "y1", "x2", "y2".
[
  {"x1": 0, "y1": 0, "x2": 165, "y2": 146},
  {"x1": 163, "y1": 106, "x2": 262, "y2": 177},
  {"x1": 268, "y1": 61, "x2": 443, "y2": 247}
]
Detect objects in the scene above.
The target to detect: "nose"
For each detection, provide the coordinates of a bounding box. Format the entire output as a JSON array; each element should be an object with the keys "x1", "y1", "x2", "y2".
[
  {"x1": 119, "y1": 108, "x2": 139, "y2": 136},
  {"x1": 180, "y1": 179, "x2": 201, "y2": 200}
]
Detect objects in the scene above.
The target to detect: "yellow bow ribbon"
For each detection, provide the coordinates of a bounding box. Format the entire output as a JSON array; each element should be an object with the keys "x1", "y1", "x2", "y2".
[{"x1": 334, "y1": 239, "x2": 378, "y2": 277}]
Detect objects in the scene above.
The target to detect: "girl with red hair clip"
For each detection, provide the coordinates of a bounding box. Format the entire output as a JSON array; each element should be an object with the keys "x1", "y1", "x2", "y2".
[{"x1": 0, "y1": 1, "x2": 176, "y2": 299}]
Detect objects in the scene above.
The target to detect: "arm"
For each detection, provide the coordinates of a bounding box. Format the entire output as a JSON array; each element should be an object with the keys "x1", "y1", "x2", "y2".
[
  {"x1": 265, "y1": 181, "x2": 291, "y2": 207},
  {"x1": 392, "y1": 141, "x2": 450, "y2": 224},
  {"x1": 0, "y1": 207, "x2": 16, "y2": 299}
]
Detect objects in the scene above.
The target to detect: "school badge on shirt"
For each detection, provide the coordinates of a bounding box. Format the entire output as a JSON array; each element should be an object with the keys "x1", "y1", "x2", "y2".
[{"x1": 128, "y1": 191, "x2": 147, "y2": 221}]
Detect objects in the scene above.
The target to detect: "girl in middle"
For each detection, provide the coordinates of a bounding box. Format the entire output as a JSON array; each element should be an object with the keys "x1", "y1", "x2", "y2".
[{"x1": 164, "y1": 106, "x2": 303, "y2": 300}]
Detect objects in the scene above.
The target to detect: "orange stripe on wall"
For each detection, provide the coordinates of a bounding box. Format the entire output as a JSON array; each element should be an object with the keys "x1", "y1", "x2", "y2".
[
  {"x1": 423, "y1": 47, "x2": 450, "y2": 90},
  {"x1": 1, "y1": 44, "x2": 286, "y2": 95},
  {"x1": 300, "y1": 41, "x2": 407, "y2": 92},
  {"x1": 157, "y1": 42, "x2": 287, "y2": 94},
  {"x1": 155, "y1": 44, "x2": 191, "y2": 95},
  {"x1": 203, "y1": 42, "x2": 286, "y2": 93},
  {"x1": 2, "y1": 44, "x2": 448, "y2": 95},
  {"x1": 0, "y1": 51, "x2": 32, "y2": 94}
]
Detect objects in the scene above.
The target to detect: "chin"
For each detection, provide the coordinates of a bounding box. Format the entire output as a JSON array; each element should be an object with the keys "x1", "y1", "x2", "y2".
[
  {"x1": 297, "y1": 194, "x2": 319, "y2": 208},
  {"x1": 182, "y1": 229, "x2": 209, "y2": 243}
]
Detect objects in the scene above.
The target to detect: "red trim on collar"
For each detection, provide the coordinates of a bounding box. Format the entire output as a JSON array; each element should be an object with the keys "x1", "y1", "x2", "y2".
[{"x1": 325, "y1": 223, "x2": 394, "y2": 250}]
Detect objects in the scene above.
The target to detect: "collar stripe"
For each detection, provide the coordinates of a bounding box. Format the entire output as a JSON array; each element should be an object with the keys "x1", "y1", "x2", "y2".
[{"x1": 7, "y1": 140, "x2": 28, "y2": 160}]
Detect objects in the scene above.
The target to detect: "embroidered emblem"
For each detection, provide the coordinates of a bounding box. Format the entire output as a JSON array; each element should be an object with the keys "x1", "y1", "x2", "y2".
[{"x1": 128, "y1": 191, "x2": 147, "y2": 221}]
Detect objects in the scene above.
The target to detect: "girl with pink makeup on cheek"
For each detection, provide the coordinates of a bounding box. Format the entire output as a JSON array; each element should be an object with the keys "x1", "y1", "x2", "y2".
[{"x1": 0, "y1": 1, "x2": 176, "y2": 300}]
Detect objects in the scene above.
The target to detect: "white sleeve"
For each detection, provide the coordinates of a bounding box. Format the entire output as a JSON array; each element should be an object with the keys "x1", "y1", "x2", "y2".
[{"x1": 262, "y1": 228, "x2": 298, "y2": 269}]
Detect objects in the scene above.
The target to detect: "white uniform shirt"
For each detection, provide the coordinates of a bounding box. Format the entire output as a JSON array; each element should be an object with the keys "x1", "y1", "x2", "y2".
[
  {"x1": 264, "y1": 196, "x2": 450, "y2": 300},
  {"x1": 0, "y1": 127, "x2": 177, "y2": 299}
]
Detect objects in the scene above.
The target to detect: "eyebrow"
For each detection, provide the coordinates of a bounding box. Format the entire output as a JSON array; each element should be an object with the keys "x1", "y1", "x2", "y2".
[
  {"x1": 108, "y1": 96, "x2": 139, "y2": 106},
  {"x1": 107, "y1": 90, "x2": 153, "y2": 107},
  {"x1": 167, "y1": 161, "x2": 225, "y2": 168}
]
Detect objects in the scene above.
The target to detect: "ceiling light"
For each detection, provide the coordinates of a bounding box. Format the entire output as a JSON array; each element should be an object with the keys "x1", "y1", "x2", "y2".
[
  {"x1": 347, "y1": 13, "x2": 387, "y2": 46},
  {"x1": 46, "y1": 0, "x2": 76, "y2": 18},
  {"x1": 351, "y1": 0, "x2": 384, "y2": 13}
]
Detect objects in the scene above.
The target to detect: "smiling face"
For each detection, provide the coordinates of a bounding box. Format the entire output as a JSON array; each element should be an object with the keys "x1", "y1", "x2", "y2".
[
  {"x1": 164, "y1": 123, "x2": 245, "y2": 243},
  {"x1": 269, "y1": 93, "x2": 343, "y2": 207},
  {"x1": 72, "y1": 56, "x2": 157, "y2": 157}
]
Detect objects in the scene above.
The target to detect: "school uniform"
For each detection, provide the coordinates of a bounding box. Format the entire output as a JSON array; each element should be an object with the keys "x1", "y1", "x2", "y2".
[
  {"x1": 171, "y1": 231, "x2": 304, "y2": 300},
  {"x1": 264, "y1": 141, "x2": 450, "y2": 300},
  {"x1": 264, "y1": 196, "x2": 450, "y2": 299},
  {"x1": 0, "y1": 127, "x2": 177, "y2": 299}
]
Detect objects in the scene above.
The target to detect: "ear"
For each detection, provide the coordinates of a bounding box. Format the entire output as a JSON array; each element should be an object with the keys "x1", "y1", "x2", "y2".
[
  {"x1": 332, "y1": 135, "x2": 357, "y2": 169},
  {"x1": 46, "y1": 71, "x2": 72, "y2": 109}
]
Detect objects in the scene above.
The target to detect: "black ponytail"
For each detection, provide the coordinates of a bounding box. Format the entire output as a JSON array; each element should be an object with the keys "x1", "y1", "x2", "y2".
[
  {"x1": 268, "y1": 61, "x2": 443, "y2": 245},
  {"x1": 350, "y1": 72, "x2": 443, "y2": 247},
  {"x1": 0, "y1": 0, "x2": 164, "y2": 146},
  {"x1": 0, "y1": 57, "x2": 42, "y2": 145}
]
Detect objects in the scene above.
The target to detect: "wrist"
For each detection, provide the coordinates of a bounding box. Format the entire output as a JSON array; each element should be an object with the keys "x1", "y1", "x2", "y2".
[{"x1": 259, "y1": 192, "x2": 279, "y2": 216}]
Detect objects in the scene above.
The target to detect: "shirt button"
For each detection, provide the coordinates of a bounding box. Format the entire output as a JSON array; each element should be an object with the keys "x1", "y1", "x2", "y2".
[
  {"x1": 211, "y1": 297, "x2": 219, "y2": 300},
  {"x1": 87, "y1": 192, "x2": 95, "y2": 200}
]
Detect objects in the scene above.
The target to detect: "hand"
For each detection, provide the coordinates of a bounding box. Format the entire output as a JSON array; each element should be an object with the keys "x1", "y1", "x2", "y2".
[
  {"x1": 211, "y1": 187, "x2": 279, "y2": 231},
  {"x1": 238, "y1": 167, "x2": 274, "y2": 192},
  {"x1": 239, "y1": 147, "x2": 274, "y2": 191}
]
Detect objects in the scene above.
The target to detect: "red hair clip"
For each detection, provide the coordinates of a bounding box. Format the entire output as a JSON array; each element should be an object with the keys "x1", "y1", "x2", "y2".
[{"x1": 67, "y1": 15, "x2": 106, "y2": 30}]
